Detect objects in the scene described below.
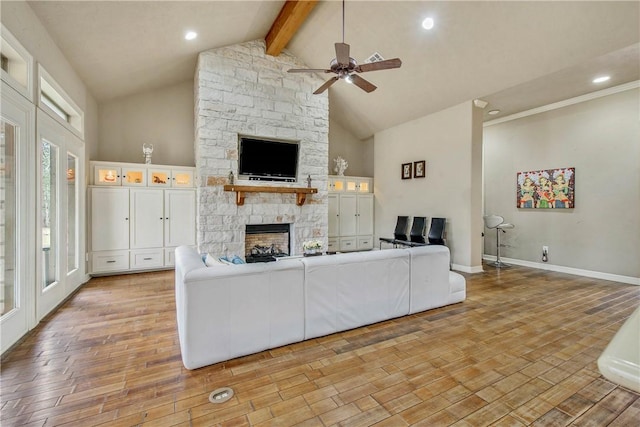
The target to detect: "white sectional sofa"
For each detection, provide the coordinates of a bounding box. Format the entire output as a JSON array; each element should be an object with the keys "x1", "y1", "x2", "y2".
[{"x1": 175, "y1": 245, "x2": 466, "y2": 370}]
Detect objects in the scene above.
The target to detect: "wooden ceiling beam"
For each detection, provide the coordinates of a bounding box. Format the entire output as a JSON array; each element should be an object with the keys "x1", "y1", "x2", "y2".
[{"x1": 265, "y1": 0, "x2": 318, "y2": 56}]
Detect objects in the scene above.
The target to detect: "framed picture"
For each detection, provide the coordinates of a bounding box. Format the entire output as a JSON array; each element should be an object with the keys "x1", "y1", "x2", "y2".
[
  {"x1": 401, "y1": 163, "x2": 412, "y2": 179},
  {"x1": 414, "y1": 160, "x2": 426, "y2": 178},
  {"x1": 516, "y1": 167, "x2": 575, "y2": 209}
]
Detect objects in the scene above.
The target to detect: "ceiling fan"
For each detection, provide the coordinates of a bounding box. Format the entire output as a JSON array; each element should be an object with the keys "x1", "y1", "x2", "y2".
[{"x1": 287, "y1": 0, "x2": 402, "y2": 94}]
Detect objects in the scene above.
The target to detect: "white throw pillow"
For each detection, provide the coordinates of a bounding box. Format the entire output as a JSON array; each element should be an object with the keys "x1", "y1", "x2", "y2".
[{"x1": 204, "y1": 254, "x2": 228, "y2": 267}]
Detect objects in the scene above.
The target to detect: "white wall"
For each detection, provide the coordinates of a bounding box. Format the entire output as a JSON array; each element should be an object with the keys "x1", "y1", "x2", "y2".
[
  {"x1": 483, "y1": 87, "x2": 640, "y2": 279},
  {"x1": 1, "y1": 1, "x2": 98, "y2": 158},
  {"x1": 374, "y1": 101, "x2": 484, "y2": 271},
  {"x1": 98, "y1": 80, "x2": 195, "y2": 166},
  {"x1": 328, "y1": 119, "x2": 373, "y2": 177}
]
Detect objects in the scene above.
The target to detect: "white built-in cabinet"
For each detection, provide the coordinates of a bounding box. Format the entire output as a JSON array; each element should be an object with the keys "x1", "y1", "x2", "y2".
[
  {"x1": 89, "y1": 161, "x2": 196, "y2": 274},
  {"x1": 328, "y1": 175, "x2": 374, "y2": 252},
  {"x1": 328, "y1": 176, "x2": 372, "y2": 193}
]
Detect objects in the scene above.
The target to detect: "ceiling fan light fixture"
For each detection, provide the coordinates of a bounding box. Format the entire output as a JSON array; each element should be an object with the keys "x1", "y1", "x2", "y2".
[
  {"x1": 422, "y1": 17, "x2": 435, "y2": 30},
  {"x1": 287, "y1": 0, "x2": 401, "y2": 94}
]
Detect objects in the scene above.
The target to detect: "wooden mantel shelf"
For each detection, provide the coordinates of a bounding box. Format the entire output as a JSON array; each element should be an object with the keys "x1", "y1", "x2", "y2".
[{"x1": 223, "y1": 185, "x2": 318, "y2": 206}]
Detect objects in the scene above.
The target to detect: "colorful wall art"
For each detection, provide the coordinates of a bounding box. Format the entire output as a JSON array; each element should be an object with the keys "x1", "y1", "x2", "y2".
[{"x1": 517, "y1": 167, "x2": 575, "y2": 209}]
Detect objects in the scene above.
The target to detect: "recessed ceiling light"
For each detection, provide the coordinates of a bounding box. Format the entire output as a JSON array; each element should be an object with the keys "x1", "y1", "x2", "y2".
[
  {"x1": 185, "y1": 31, "x2": 198, "y2": 41},
  {"x1": 422, "y1": 17, "x2": 435, "y2": 30},
  {"x1": 488, "y1": 109, "x2": 501, "y2": 115},
  {"x1": 592, "y1": 75, "x2": 610, "y2": 84}
]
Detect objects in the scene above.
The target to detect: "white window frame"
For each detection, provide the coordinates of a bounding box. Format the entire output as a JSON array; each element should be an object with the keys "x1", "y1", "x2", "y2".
[
  {"x1": 38, "y1": 65, "x2": 84, "y2": 140},
  {"x1": 0, "y1": 24, "x2": 34, "y2": 102}
]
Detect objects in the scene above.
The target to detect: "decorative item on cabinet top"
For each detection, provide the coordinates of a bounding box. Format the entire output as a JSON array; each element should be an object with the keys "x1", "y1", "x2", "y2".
[
  {"x1": 328, "y1": 175, "x2": 373, "y2": 193},
  {"x1": 91, "y1": 161, "x2": 194, "y2": 187}
]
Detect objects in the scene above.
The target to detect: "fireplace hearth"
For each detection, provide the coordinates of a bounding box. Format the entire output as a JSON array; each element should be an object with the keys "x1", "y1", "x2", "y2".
[{"x1": 245, "y1": 224, "x2": 290, "y2": 263}]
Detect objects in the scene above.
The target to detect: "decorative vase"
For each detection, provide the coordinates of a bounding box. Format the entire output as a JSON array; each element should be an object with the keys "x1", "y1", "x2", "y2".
[{"x1": 142, "y1": 143, "x2": 154, "y2": 164}]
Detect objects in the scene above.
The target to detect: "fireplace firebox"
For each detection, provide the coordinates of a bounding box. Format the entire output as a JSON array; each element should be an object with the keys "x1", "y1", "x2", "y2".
[{"x1": 245, "y1": 224, "x2": 290, "y2": 263}]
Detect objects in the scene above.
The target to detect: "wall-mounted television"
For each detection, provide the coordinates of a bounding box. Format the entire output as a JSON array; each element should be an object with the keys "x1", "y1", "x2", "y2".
[{"x1": 238, "y1": 137, "x2": 299, "y2": 182}]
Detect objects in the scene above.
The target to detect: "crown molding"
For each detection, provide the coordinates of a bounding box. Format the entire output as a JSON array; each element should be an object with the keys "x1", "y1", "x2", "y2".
[{"x1": 484, "y1": 80, "x2": 640, "y2": 127}]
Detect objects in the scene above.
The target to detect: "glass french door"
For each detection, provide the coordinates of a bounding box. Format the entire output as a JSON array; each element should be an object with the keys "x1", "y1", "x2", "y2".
[
  {"x1": 36, "y1": 109, "x2": 85, "y2": 319},
  {"x1": 37, "y1": 111, "x2": 64, "y2": 318},
  {"x1": 0, "y1": 84, "x2": 34, "y2": 354},
  {"x1": 64, "y1": 137, "x2": 84, "y2": 293}
]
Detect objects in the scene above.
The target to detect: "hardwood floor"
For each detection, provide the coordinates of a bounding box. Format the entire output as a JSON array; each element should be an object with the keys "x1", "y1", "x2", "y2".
[{"x1": 1, "y1": 265, "x2": 639, "y2": 426}]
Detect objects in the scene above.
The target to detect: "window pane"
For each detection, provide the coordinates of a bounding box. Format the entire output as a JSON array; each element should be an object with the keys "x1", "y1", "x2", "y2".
[
  {"x1": 67, "y1": 153, "x2": 78, "y2": 273},
  {"x1": 1, "y1": 121, "x2": 16, "y2": 316},
  {"x1": 41, "y1": 139, "x2": 58, "y2": 289}
]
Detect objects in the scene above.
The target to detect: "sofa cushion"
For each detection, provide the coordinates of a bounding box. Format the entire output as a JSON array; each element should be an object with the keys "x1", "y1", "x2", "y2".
[{"x1": 302, "y1": 249, "x2": 410, "y2": 340}]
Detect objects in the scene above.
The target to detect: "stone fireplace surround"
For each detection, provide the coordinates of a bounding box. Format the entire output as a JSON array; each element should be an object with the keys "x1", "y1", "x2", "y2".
[{"x1": 195, "y1": 40, "x2": 329, "y2": 258}]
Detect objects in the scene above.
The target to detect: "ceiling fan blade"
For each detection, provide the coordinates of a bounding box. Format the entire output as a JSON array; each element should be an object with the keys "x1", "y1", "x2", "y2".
[
  {"x1": 335, "y1": 43, "x2": 350, "y2": 66},
  {"x1": 350, "y1": 74, "x2": 377, "y2": 93},
  {"x1": 288, "y1": 68, "x2": 332, "y2": 73},
  {"x1": 355, "y1": 58, "x2": 402, "y2": 73},
  {"x1": 313, "y1": 76, "x2": 340, "y2": 94}
]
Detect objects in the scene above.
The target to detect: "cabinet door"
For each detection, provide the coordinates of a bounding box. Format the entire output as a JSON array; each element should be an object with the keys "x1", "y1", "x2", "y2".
[
  {"x1": 91, "y1": 188, "x2": 129, "y2": 251},
  {"x1": 171, "y1": 169, "x2": 194, "y2": 187},
  {"x1": 345, "y1": 178, "x2": 359, "y2": 192},
  {"x1": 130, "y1": 189, "x2": 164, "y2": 249},
  {"x1": 357, "y1": 178, "x2": 372, "y2": 193},
  {"x1": 121, "y1": 166, "x2": 147, "y2": 186},
  {"x1": 329, "y1": 177, "x2": 346, "y2": 192},
  {"x1": 339, "y1": 194, "x2": 357, "y2": 236},
  {"x1": 328, "y1": 193, "x2": 340, "y2": 237},
  {"x1": 148, "y1": 168, "x2": 171, "y2": 187},
  {"x1": 357, "y1": 194, "x2": 374, "y2": 236},
  {"x1": 94, "y1": 165, "x2": 121, "y2": 186},
  {"x1": 164, "y1": 190, "x2": 196, "y2": 247}
]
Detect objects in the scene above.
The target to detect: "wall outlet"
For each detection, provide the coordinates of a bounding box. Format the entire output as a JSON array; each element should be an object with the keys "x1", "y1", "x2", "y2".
[{"x1": 542, "y1": 246, "x2": 549, "y2": 262}]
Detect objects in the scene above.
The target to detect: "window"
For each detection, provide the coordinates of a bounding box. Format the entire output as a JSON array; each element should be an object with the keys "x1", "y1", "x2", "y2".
[
  {"x1": 1, "y1": 24, "x2": 34, "y2": 100},
  {"x1": 41, "y1": 139, "x2": 58, "y2": 289},
  {"x1": 1, "y1": 120, "x2": 17, "y2": 315},
  {"x1": 41, "y1": 93, "x2": 69, "y2": 123},
  {"x1": 38, "y1": 65, "x2": 84, "y2": 138}
]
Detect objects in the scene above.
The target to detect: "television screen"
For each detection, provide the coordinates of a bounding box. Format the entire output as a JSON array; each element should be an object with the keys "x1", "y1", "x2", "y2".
[{"x1": 238, "y1": 137, "x2": 299, "y2": 181}]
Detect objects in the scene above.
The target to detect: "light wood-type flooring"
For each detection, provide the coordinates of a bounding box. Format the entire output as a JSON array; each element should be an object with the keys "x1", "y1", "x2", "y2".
[{"x1": 2, "y1": 264, "x2": 639, "y2": 426}]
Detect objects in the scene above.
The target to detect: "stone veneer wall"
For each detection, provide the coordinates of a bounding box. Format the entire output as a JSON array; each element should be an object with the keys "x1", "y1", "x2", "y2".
[{"x1": 195, "y1": 40, "x2": 329, "y2": 257}]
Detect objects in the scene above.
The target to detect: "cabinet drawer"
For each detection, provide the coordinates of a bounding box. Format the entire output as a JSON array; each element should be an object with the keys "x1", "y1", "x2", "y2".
[
  {"x1": 130, "y1": 249, "x2": 164, "y2": 269},
  {"x1": 339, "y1": 237, "x2": 357, "y2": 252},
  {"x1": 92, "y1": 251, "x2": 129, "y2": 273},
  {"x1": 357, "y1": 236, "x2": 374, "y2": 250},
  {"x1": 327, "y1": 238, "x2": 339, "y2": 253}
]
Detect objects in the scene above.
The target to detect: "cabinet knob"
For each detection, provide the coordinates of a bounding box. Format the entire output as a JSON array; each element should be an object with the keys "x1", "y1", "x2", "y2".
[
  {"x1": 160, "y1": 217, "x2": 163, "y2": 220},
  {"x1": 165, "y1": 217, "x2": 169, "y2": 220},
  {"x1": 125, "y1": 217, "x2": 129, "y2": 220}
]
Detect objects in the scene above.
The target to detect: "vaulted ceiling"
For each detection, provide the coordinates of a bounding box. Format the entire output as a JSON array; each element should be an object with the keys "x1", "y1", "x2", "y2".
[{"x1": 27, "y1": 1, "x2": 640, "y2": 140}]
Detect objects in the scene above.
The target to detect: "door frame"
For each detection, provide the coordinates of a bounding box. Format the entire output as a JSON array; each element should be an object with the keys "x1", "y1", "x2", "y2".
[{"x1": 0, "y1": 83, "x2": 36, "y2": 353}]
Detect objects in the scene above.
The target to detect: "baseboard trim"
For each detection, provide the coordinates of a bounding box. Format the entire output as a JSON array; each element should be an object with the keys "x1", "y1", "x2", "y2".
[
  {"x1": 482, "y1": 255, "x2": 640, "y2": 285},
  {"x1": 452, "y1": 264, "x2": 484, "y2": 274}
]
